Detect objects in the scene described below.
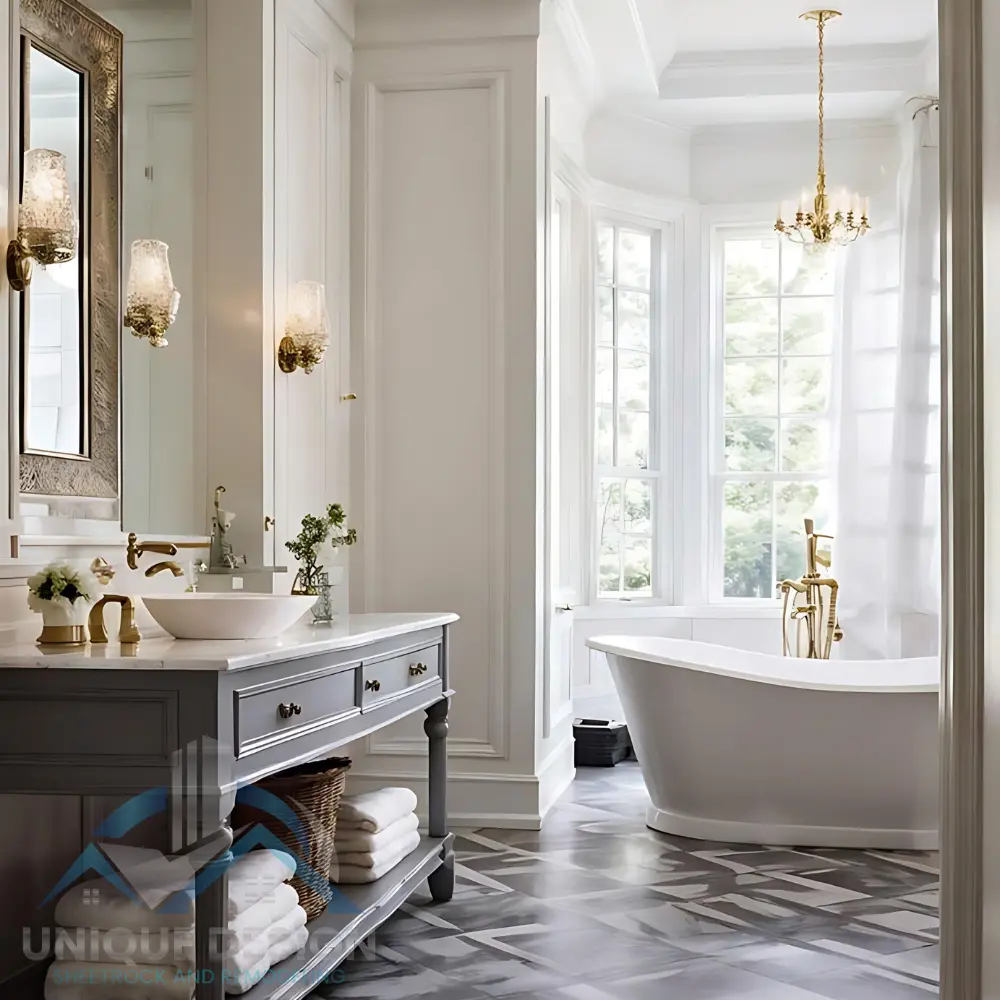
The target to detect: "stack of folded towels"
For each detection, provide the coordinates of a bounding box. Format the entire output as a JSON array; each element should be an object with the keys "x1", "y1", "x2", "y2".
[
  {"x1": 330, "y1": 787, "x2": 420, "y2": 884},
  {"x1": 45, "y1": 849, "x2": 307, "y2": 998}
]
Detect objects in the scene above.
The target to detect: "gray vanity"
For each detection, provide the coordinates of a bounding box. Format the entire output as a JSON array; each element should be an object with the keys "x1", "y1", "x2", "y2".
[{"x1": 0, "y1": 613, "x2": 457, "y2": 1000}]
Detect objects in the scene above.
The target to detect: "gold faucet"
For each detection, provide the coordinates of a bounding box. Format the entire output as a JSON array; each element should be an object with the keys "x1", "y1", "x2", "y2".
[
  {"x1": 127, "y1": 532, "x2": 208, "y2": 571},
  {"x1": 145, "y1": 561, "x2": 185, "y2": 578},
  {"x1": 778, "y1": 518, "x2": 843, "y2": 659},
  {"x1": 89, "y1": 595, "x2": 142, "y2": 644},
  {"x1": 127, "y1": 532, "x2": 177, "y2": 570}
]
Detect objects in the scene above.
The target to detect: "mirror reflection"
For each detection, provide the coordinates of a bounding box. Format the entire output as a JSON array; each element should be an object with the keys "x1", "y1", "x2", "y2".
[{"x1": 21, "y1": 45, "x2": 85, "y2": 457}]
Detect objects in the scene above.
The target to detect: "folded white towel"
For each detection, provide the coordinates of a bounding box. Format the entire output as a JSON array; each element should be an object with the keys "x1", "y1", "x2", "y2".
[
  {"x1": 226, "y1": 850, "x2": 297, "y2": 919},
  {"x1": 329, "y1": 832, "x2": 420, "y2": 884},
  {"x1": 54, "y1": 848, "x2": 296, "y2": 933},
  {"x1": 223, "y1": 925, "x2": 309, "y2": 996},
  {"x1": 55, "y1": 881, "x2": 194, "y2": 934},
  {"x1": 53, "y1": 927, "x2": 194, "y2": 970},
  {"x1": 224, "y1": 905, "x2": 307, "y2": 983},
  {"x1": 44, "y1": 961, "x2": 193, "y2": 1000},
  {"x1": 334, "y1": 812, "x2": 419, "y2": 854},
  {"x1": 337, "y1": 788, "x2": 418, "y2": 833},
  {"x1": 334, "y1": 830, "x2": 421, "y2": 871},
  {"x1": 229, "y1": 883, "x2": 300, "y2": 944}
]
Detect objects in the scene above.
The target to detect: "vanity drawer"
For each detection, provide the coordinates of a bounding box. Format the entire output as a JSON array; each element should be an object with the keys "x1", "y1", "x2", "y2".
[
  {"x1": 235, "y1": 666, "x2": 358, "y2": 755},
  {"x1": 362, "y1": 645, "x2": 440, "y2": 710}
]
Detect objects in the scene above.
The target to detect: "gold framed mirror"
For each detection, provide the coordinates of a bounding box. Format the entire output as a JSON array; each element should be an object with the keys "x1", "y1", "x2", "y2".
[{"x1": 15, "y1": 0, "x2": 121, "y2": 503}]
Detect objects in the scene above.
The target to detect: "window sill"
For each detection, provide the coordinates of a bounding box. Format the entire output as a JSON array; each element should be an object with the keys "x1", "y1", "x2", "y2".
[{"x1": 574, "y1": 603, "x2": 783, "y2": 621}]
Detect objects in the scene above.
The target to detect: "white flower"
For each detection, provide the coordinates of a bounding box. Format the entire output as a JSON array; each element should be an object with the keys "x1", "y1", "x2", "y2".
[{"x1": 26, "y1": 561, "x2": 95, "y2": 605}]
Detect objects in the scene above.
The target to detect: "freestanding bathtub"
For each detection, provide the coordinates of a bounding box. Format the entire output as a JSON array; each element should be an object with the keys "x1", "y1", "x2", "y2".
[{"x1": 585, "y1": 636, "x2": 939, "y2": 849}]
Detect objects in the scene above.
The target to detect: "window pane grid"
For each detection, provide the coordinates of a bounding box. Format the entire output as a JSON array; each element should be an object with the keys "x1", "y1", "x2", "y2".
[
  {"x1": 595, "y1": 221, "x2": 657, "y2": 599},
  {"x1": 718, "y1": 234, "x2": 834, "y2": 598}
]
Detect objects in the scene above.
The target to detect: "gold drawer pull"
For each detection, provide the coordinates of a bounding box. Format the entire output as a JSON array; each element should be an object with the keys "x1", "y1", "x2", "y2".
[
  {"x1": 365, "y1": 679, "x2": 381, "y2": 693},
  {"x1": 409, "y1": 662, "x2": 429, "y2": 677},
  {"x1": 278, "y1": 702, "x2": 302, "y2": 719}
]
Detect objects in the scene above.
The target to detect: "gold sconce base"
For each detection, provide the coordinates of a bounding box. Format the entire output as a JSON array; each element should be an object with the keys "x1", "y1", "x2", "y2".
[
  {"x1": 277, "y1": 336, "x2": 326, "y2": 374},
  {"x1": 6, "y1": 239, "x2": 33, "y2": 291},
  {"x1": 278, "y1": 335, "x2": 299, "y2": 374}
]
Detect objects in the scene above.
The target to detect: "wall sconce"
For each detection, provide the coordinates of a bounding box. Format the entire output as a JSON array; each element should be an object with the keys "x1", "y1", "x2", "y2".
[
  {"x1": 6, "y1": 148, "x2": 78, "y2": 291},
  {"x1": 278, "y1": 280, "x2": 330, "y2": 374},
  {"x1": 124, "y1": 239, "x2": 180, "y2": 348}
]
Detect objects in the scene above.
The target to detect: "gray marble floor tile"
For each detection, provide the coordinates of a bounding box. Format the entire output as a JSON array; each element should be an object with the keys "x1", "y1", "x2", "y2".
[
  {"x1": 337, "y1": 764, "x2": 938, "y2": 1000},
  {"x1": 592, "y1": 957, "x2": 829, "y2": 999}
]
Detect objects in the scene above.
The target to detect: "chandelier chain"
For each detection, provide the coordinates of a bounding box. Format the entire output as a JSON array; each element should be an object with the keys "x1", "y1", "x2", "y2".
[{"x1": 817, "y1": 13, "x2": 825, "y2": 189}]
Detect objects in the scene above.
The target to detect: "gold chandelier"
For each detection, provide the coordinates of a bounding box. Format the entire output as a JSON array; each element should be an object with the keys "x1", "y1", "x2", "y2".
[{"x1": 775, "y1": 10, "x2": 870, "y2": 248}]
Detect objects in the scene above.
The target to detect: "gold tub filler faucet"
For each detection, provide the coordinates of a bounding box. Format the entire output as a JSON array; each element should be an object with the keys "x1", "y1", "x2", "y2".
[{"x1": 778, "y1": 518, "x2": 844, "y2": 660}]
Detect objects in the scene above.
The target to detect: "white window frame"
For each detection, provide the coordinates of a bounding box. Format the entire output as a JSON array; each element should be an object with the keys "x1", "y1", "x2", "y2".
[
  {"x1": 588, "y1": 209, "x2": 675, "y2": 604},
  {"x1": 707, "y1": 222, "x2": 837, "y2": 604}
]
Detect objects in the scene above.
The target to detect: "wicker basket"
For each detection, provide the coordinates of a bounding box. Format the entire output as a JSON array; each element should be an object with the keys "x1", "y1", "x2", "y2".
[{"x1": 232, "y1": 757, "x2": 350, "y2": 919}]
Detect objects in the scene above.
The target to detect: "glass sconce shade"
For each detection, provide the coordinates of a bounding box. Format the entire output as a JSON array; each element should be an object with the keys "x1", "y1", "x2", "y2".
[
  {"x1": 18, "y1": 148, "x2": 78, "y2": 266},
  {"x1": 279, "y1": 280, "x2": 331, "y2": 374},
  {"x1": 124, "y1": 239, "x2": 180, "y2": 348}
]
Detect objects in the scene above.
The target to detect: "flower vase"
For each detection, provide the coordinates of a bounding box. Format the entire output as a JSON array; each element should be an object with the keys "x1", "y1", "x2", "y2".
[
  {"x1": 37, "y1": 600, "x2": 90, "y2": 645},
  {"x1": 310, "y1": 572, "x2": 335, "y2": 624}
]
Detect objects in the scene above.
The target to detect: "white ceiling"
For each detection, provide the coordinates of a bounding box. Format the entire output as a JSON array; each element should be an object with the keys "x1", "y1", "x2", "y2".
[
  {"x1": 670, "y1": 0, "x2": 936, "y2": 53},
  {"x1": 561, "y1": 0, "x2": 938, "y2": 130}
]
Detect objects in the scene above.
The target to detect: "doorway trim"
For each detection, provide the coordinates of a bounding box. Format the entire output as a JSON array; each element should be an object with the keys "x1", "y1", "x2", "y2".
[{"x1": 939, "y1": 0, "x2": 983, "y2": 997}]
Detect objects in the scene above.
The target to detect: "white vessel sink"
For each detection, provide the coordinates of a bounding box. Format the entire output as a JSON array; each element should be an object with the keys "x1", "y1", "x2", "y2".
[{"x1": 142, "y1": 593, "x2": 315, "y2": 640}]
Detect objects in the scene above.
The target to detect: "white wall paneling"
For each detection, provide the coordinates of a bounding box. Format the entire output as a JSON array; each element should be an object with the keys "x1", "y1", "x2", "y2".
[
  {"x1": 356, "y1": 71, "x2": 508, "y2": 762},
  {"x1": 350, "y1": 1, "x2": 552, "y2": 826},
  {"x1": 273, "y1": 0, "x2": 352, "y2": 610}
]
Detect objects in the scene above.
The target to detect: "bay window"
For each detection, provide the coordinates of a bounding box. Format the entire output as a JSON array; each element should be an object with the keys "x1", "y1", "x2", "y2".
[{"x1": 586, "y1": 215, "x2": 836, "y2": 606}]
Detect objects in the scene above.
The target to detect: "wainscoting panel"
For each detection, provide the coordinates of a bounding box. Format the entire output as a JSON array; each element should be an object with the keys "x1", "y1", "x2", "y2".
[{"x1": 358, "y1": 74, "x2": 508, "y2": 761}]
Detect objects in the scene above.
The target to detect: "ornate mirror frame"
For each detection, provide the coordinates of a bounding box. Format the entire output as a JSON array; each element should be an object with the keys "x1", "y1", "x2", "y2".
[{"x1": 16, "y1": 0, "x2": 121, "y2": 504}]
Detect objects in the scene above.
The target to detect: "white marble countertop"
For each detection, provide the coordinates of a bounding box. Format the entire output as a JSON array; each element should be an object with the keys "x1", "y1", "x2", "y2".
[
  {"x1": 586, "y1": 635, "x2": 939, "y2": 693},
  {"x1": 0, "y1": 613, "x2": 459, "y2": 671}
]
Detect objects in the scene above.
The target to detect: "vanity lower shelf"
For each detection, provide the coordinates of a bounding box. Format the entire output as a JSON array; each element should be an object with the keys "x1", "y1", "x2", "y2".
[{"x1": 240, "y1": 834, "x2": 455, "y2": 1000}]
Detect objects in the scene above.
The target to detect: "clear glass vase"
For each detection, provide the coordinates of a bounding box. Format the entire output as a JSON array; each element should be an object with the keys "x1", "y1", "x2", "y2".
[{"x1": 310, "y1": 572, "x2": 334, "y2": 624}]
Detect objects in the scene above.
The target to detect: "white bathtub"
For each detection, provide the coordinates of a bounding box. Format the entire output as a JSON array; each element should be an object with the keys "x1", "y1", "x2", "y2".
[{"x1": 586, "y1": 636, "x2": 939, "y2": 850}]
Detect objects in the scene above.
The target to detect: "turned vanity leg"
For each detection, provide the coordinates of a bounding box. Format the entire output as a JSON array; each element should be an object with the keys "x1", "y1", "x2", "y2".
[
  {"x1": 424, "y1": 697, "x2": 455, "y2": 902},
  {"x1": 194, "y1": 822, "x2": 234, "y2": 1000}
]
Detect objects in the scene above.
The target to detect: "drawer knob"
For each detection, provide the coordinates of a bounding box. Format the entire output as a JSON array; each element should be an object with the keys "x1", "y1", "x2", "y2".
[
  {"x1": 278, "y1": 702, "x2": 302, "y2": 719},
  {"x1": 365, "y1": 679, "x2": 381, "y2": 693},
  {"x1": 409, "y1": 662, "x2": 428, "y2": 677}
]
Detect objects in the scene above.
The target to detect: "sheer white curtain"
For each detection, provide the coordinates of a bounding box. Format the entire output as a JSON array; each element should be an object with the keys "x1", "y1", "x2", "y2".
[{"x1": 833, "y1": 108, "x2": 940, "y2": 659}]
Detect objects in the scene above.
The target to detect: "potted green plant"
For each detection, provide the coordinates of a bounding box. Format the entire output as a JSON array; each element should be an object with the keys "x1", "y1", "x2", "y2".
[
  {"x1": 27, "y1": 562, "x2": 97, "y2": 645},
  {"x1": 286, "y1": 503, "x2": 357, "y2": 601}
]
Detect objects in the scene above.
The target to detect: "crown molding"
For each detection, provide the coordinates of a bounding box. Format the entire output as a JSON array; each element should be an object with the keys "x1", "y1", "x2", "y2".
[
  {"x1": 658, "y1": 40, "x2": 928, "y2": 101},
  {"x1": 355, "y1": 0, "x2": 541, "y2": 48},
  {"x1": 690, "y1": 116, "x2": 900, "y2": 148}
]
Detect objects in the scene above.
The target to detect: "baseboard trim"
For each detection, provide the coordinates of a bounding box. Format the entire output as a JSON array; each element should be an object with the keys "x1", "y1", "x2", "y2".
[
  {"x1": 646, "y1": 804, "x2": 939, "y2": 850},
  {"x1": 345, "y1": 769, "x2": 547, "y2": 830}
]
